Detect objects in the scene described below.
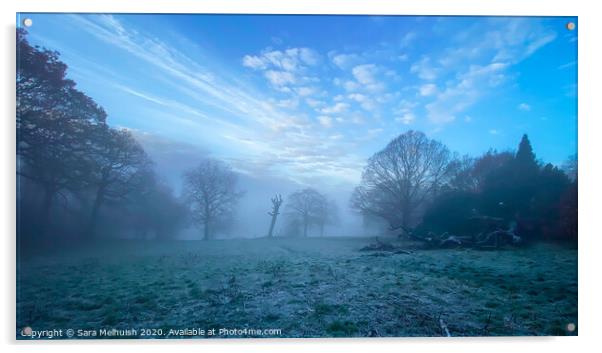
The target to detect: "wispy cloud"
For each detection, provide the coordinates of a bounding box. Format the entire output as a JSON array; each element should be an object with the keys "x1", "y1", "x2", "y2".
[
  {"x1": 425, "y1": 62, "x2": 508, "y2": 124},
  {"x1": 71, "y1": 15, "x2": 296, "y2": 132},
  {"x1": 558, "y1": 61, "x2": 576, "y2": 70},
  {"x1": 243, "y1": 47, "x2": 320, "y2": 71},
  {"x1": 69, "y1": 14, "x2": 367, "y2": 185},
  {"x1": 348, "y1": 93, "x2": 376, "y2": 111},
  {"x1": 317, "y1": 116, "x2": 333, "y2": 128},
  {"x1": 419, "y1": 83, "x2": 437, "y2": 96},
  {"x1": 330, "y1": 52, "x2": 361, "y2": 70},
  {"x1": 410, "y1": 57, "x2": 439, "y2": 81},
  {"x1": 319, "y1": 102, "x2": 349, "y2": 114},
  {"x1": 396, "y1": 113, "x2": 415, "y2": 125},
  {"x1": 242, "y1": 47, "x2": 321, "y2": 95},
  {"x1": 49, "y1": 14, "x2": 572, "y2": 186}
]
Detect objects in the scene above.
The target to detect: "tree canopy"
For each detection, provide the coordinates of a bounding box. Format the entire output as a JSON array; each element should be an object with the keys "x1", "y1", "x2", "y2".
[
  {"x1": 351, "y1": 130, "x2": 456, "y2": 229},
  {"x1": 182, "y1": 158, "x2": 243, "y2": 240},
  {"x1": 17, "y1": 29, "x2": 185, "y2": 241}
]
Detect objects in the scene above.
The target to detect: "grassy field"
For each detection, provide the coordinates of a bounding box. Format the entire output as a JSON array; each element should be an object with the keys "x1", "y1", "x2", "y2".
[{"x1": 16, "y1": 237, "x2": 577, "y2": 338}]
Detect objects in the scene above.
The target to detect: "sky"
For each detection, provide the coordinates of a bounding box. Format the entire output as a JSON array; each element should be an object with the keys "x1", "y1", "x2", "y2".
[{"x1": 18, "y1": 14, "x2": 577, "y2": 198}]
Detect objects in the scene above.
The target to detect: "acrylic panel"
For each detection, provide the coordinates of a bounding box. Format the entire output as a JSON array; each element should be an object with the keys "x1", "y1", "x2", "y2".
[{"x1": 16, "y1": 13, "x2": 578, "y2": 339}]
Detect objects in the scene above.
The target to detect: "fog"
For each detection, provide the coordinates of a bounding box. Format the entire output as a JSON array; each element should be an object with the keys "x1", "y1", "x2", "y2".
[{"x1": 135, "y1": 131, "x2": 368, "y2": 240}]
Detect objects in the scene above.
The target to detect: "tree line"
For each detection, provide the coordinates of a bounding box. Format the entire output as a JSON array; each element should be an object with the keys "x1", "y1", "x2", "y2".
[
  {"x1": 17, "y1": 29, "x2": 185, "y2": 242},
  {"x1": 351, "y1": 130, "x2": 577, "y2": 244},
  {"x1": 17, "y1": 29, "x2": 338, "y2": 242},
  {"x1": 17, "y1": 29, "x2": 575, "y2": 244}
]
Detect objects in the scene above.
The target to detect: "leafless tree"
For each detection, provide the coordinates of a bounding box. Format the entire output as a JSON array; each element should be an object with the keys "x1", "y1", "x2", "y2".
[
  {"x1": 285, "y1": 188, "x2": 328, "y2": 237},
  {"x1": 315, "y1": 199, "x2": 339, "y2": 237},
  {"x1": 351, "y1": 130, "x2": 456, "y2": 229},
  {"x1": 87, "y1": 128, "x2": 153, "y2": 236},
  {"x1": 267, "y1": 194, "x2": 283, "y2": 238},
  {"x1": 182, "y1": 158, "x2": 243, "y2": 240}
]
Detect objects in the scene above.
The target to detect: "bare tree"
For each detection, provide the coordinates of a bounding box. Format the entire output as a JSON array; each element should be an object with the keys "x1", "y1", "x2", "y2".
[
  {"x1": 267, "y1": 194, "x2": 283, "y2": 238},
  {"x1": 351, "y1": 130, "x2": 455, "y2": 229},
  {"x1": 87, "y1": 128, "x2": 152, "y2": 236},
  {"x1": 182, "y1": 159, "x2": 243, "y2": 240},
  {"x1": 315, "y1": 199, "x2": 339, "y2": 237},
  {"x1": 285, "y1": 188, "x2": 328, "y2": 237}
]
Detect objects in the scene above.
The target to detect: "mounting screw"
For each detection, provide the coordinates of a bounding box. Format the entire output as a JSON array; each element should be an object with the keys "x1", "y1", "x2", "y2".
[{"x1": 566, "y1": 22, "x2": 575, "y2": 31}]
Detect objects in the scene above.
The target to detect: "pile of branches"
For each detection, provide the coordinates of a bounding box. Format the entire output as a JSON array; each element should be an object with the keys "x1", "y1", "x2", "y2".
[{"x1": 393, "y1": 219, "x2": 522, "y2": 250}]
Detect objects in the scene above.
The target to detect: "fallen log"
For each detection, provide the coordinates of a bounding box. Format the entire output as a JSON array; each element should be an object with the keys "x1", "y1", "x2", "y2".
[
  {"x1": 391, "y1": 223, "x2": 521, "y2": 250},
  {"x1": 475, "y1": 229, "x2": 522, "y2": 249}
]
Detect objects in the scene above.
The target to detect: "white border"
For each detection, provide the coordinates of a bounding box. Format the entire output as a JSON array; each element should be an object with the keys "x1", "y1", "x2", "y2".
[
  {"x1": 2, "y1": 1, "x2": 600, "y2": 352},
  {"x1": 5, "y1": 0, "x2": 582, "y2": 16}
]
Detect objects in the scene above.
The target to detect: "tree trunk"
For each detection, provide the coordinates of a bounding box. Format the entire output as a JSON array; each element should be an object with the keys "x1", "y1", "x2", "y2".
[
  {"x1": 203, "y1": 203, "x2": 211, "y2": 240},
  {"x1": 87, "y1": 186, "x2": 105, "y2": 238},
  {"x1": 267, "y1": 214, "x2": 278, "y2": 238},
  {"x1": 267, "y1": 194, "x2": 282, "y2": 238},
  {"x1": 401, "y1": 202, "x2": 413, "y2": 229},
  {"x1": 303, "y1": 216, "x2": 308, "y2": 237},
  {"x1": 39, "y1": 186, "x2": 55, "y2": 237},
  {"x1": 203, "y1": 221, "x2": 210, "y2": 240}
]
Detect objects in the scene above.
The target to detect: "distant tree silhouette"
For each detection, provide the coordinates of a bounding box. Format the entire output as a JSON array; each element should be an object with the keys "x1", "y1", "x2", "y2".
[
  {"x1": 267, "y1": 194, "x2": 283, "y2": 238},
  {"x1": 87, "y1": 128, "x2": 153, "y2": 236},
  {"x1": 316, "y1": 199, "x2": 339, "y2": 237},
  {"x1": 182, "y1": 159, "x2": 243, "y2": 240},
  {"x1": 285, "y1": 188, "x2": 328, "y2": 237},
  {"x1": 563, "y1": 154, "x2": 578, "y2": 181},
  {"x1": 126, "y1": 173, "x2": 187, "y2": 240}
]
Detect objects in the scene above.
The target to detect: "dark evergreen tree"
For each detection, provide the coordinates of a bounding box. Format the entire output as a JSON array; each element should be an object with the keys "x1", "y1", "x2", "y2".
[
  {"x1": 418, "y1": 134, "x2": 574, "y2": 243},
  {"x1": 515, "y1": 134, "x2": 538, "y2": 172}
]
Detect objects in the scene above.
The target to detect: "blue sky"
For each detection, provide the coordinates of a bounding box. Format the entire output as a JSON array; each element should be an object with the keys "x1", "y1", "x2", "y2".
[{"x1": 18, "y1": 14, "x2": 577, "y2": 189}]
